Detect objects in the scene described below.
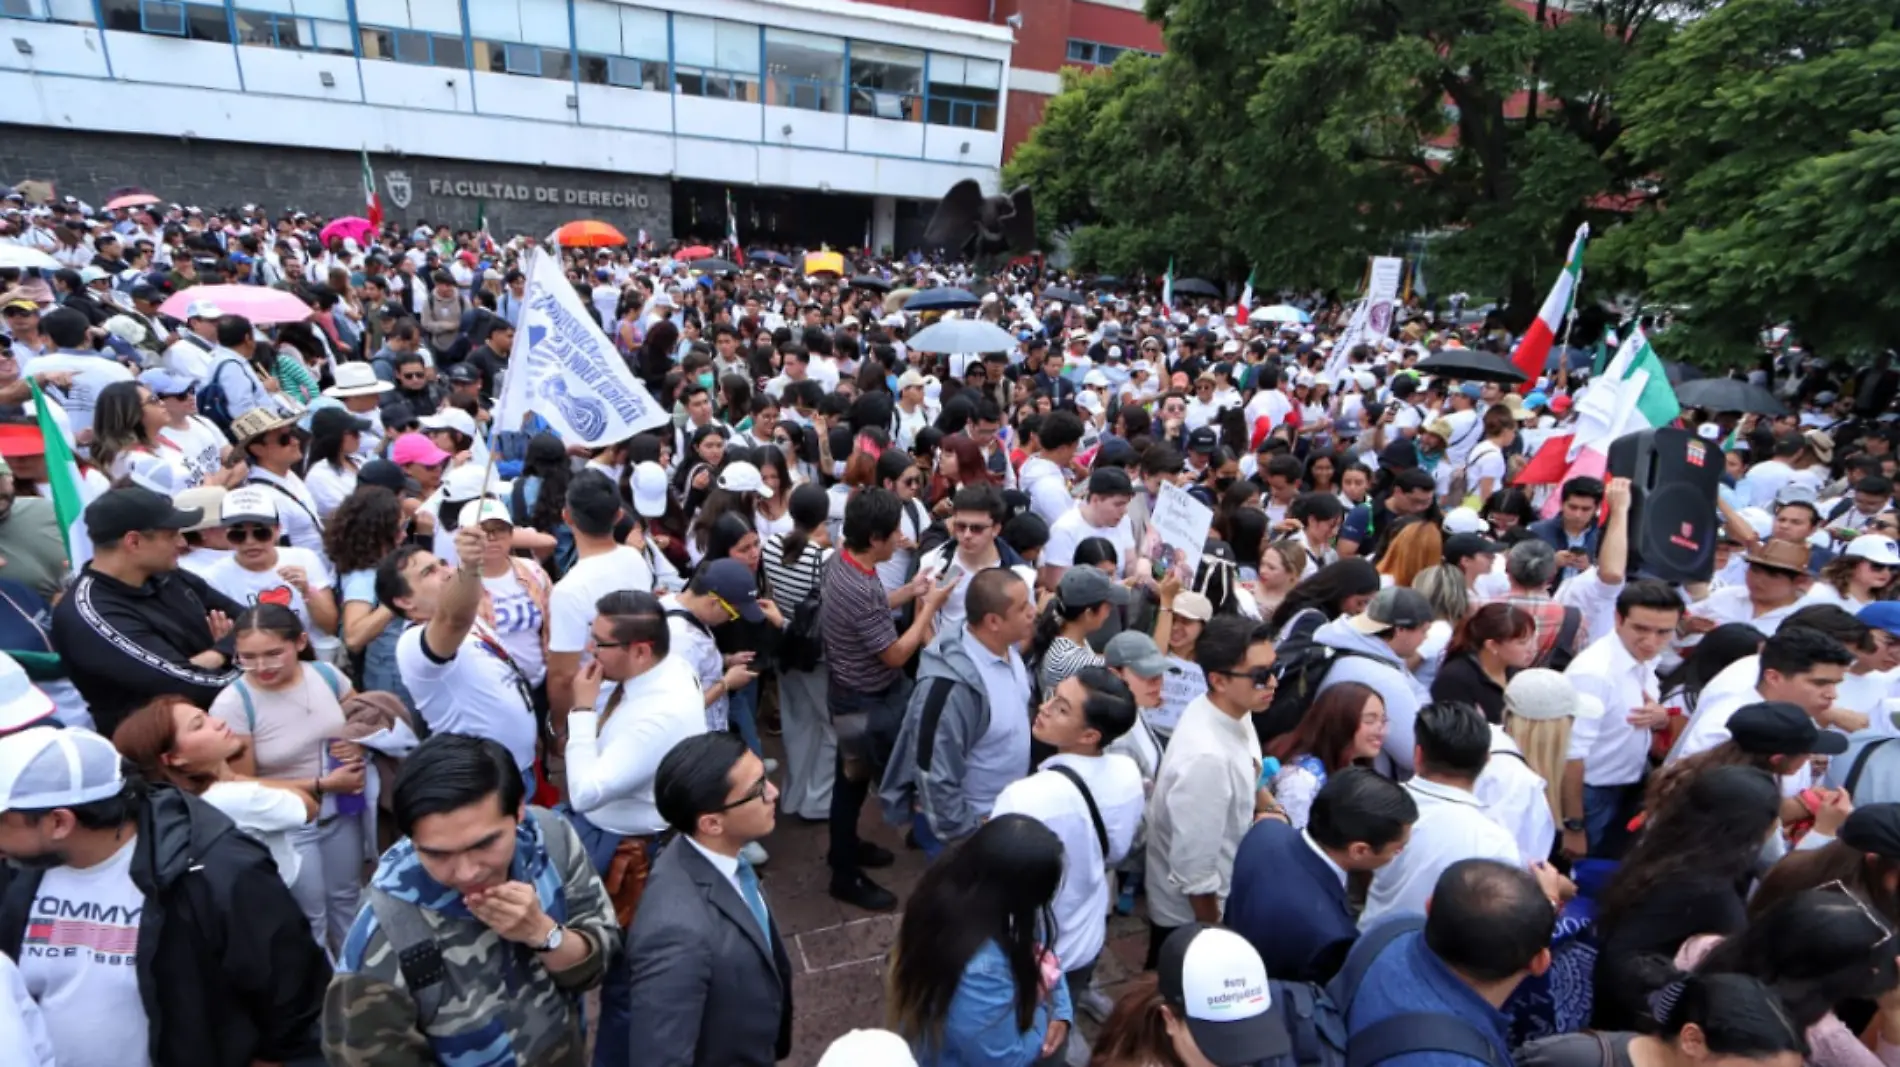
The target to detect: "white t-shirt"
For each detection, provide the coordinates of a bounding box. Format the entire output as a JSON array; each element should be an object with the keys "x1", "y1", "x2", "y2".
[
  {"x1": 1362, "y1": 778, "x2": 1521, "y2": 929},
  {"x1": 875, "y1": 499, "x2": 929, "y2": 598},
  {"x1": 397, "y1": 621, "x2": 539, "y2": 770},
  {"x1": 155, "y1": 415, "x2": 227, "y2": 488},
  {"x1": 303, "y1": 460, "x2": 357, "y2": 522},
  {"x1": 662, "y1": 597, "x2": 728, "y2": 732},
  {"x1": 1019, "y1": 456, "x2": 1074, "y2": 527},
  {"x1": 245, "y1": 470, "x2": 327, "y2": 565},
  {"x1": 202, "y1": 546, "x2": 336, "y2": 641},
  {"x1": 201, "y1": 780, "x2": 311, "y2": 889},
  {"x1": 1043, "y1": 508, "x2": 1135, "y2": 578},
  {"x1": 1464, "y1": 442, "x2": 1508, "y2": 496},
  {"x1": 0, "y1": 953, "x2": 55, "y2": 1067},
  {"x1": 549, "y1": 547, "x2": 654, "y2": 655},
  {"x1": 990, "y1": 752, "x2": 1145, "y2": 970},
  {"x1": 21, "y1": 351, "x2": 134, "y2": 437},
  {"x1": 1440, "y1": 409, "x2": 1482, "y2": 466},
  {"x1": 1245, "y1": 389, "x2": 1293, "y2": 433},
  {"x1": 17, "y1": 838, "x2": 153, "y2": 1067},
  {"x1": 483, "y1": 567, "x2": 548, "y2": 687}
]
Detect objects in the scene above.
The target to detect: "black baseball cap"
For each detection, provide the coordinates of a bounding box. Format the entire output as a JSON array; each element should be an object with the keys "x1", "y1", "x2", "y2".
[
  {"x1": 1727, "y1": 701, "x2": 1849, "y2": 757},
  {"x1": 1839, "y1": 804, "x2": 1900, "y2": 858},
  {"x1": 446, "y1": 363, "x2": 482, "y2": 384},
  {"x1": 357, "y1": 458, "x2": 420, "y2": 495},
  {"x1": 85, "y1": 486, "x2": 202, "y2": 543},
  {"x1": 1187, "y1": 427, "x2": 1220, "y2": 454},
  {"x1": 1443, "y1": 532, "x2": 1502, "y2": 565},
  {"x1": 691, "y1": 558, "x2": 764, "y2": 622},
  {"x1": 310, "y1": 407, "x2": 373, "y2": 437},
  {"x1": 1087, "y1": 467, "x2": 1134, "y2": 498}
]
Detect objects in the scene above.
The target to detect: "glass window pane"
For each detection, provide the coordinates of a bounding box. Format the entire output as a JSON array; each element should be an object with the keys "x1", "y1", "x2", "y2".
[
  {"x1": 966, "y1": 58, "x2": 1001, "y2": 88},
  {"x1": 716, "y1": 20, "x2": 756, "y2": 72},
  {"x1": 503, "y1": 41, "x2": 539, "y2": 73},
  {"x1": 47, "y1": 0, "x2": 95, "y2": 22},
  {"x1": 408, "y1": 0, "x2": 460, "y2": 35},
  {"x1": 520, "y1": 0, "x2": 566, "y2": 48},
  {"x1": 851, "y1": 41, "x2": 922, "y2": 94},
  {"x1": 431, "y1": 31, "x2": 464, "y2": 66},
  {"x1": 766, "y1": 28, "x2": 841, "y2": 111},
  {"x1": 354, "y1": 0, "x2": 407, "y2": 29},
  {"x1": 245, "y1": 0, "x2": 292, "y2": 14},
  {"x1": 620, "y1": 6, "x2": 664, "y2": 60},
  {"x1": 673, "y1": 14, "x2": 714, "y2": 68},
  {"x1": 294, "y1": 0, "x2": 347, "y2": 18},
  {"x1": 466, "y1": 0, "x2": 518, "y2": 42},
  {"x1": 572, "y1": 0, "x2": 617, "y2": 52},
  {"x1": 2, "y1": 0, "x2": 45, "y2": 18},
  {"x1": 930, "y1": 54, "x2": 966, "y2": 85},
  {"x1": 396, "y1": 30, "x2": 430, "y2": 62}
]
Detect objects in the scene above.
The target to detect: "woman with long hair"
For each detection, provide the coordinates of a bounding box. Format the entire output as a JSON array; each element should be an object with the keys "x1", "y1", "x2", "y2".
[
  {"x1": 1481, "y1": 487, "x2": 1538, "y2": 537},
  {"x1": 1658, "y1": 622, "x2": 1768, "y2": 736},
  {"x1": 206, "y1": 604, "x2": 367, "y2": 953},
  {"x1": 689, "y1": 460, "x2": 762, "y2": 566},
  {"x1": 508, "y1": 432, "x2": 576, "y2": 577},
  {"x1": 1804, "y1": 545, "x2": 1897, "y2": 610},
  {"x1": 1304, "y1": 450, "x2": 1339, "y2": 496},
  {"x1": 753, "y1": 446, "x2": 794, "y2": 540},
  {"x1": 270, "y1": 322, "x2": 324, "y2": 404},
  {"x1": 91, "y1": 379, "x2": 179, "y2": 484},
  {"x1": 1030, "y1": 566, "x2": 1117, "y2": 696},
  {"x1": 888, "y1": 814, "x2": 1072, "y2": 1066},
  {"x1": 326, "y1": 485, "x2": 414, "y2": 708},
  {"x1": 1431, "y1": 603, "x2": 1536, "y2": 722},
  {"x1": 1593, "y1": 765, "x2": 1783, "y2": 1030},
  {"x1": 930, "y1": 432, "x2": 999, "y2": 514},
  {"x1": 1518, "y1": 973, "x2": 1808, "y2": 1067},
  {"x1": 465, "y1": 497, "x2": 550, "y2": 711},
  {"x1": 704, "y1": 510, "x2": 778, "y2": 761},
  {"x1": 301, "y1": 407, "x2": 365, "y2": 521},
  {"x1": 1502, "y1": 669, "x2": 1584, "y2": 845},
  {"x1": 1251, "y1": 539, "x2": 1304, "y2": 622},
  {"x1": 672, "y1": 422, "x2": 730, "y2": 518},
  {"x1": 1265, "y1": 682, "x2": 1387, "y2": 830},
  {"x1": 1754, "y1": 807, "x2": 1900, "y2": 925},
  {"x1": 1376, "y1": 517, "x2": 1442, "y2": 589},
  {"x1": 111, "y1": 693, "x2": 323, "y2": 892},
  {"x1": 1211, "y1": 481, "x2": 1263, "y2": 551},
  {"x1": 1268, "y1": 558, "x2": 1381, "y2": 642},
  {"x1": 1086, "y1": 974, "x2": 1232, "y2": 1067},
  {"x1": 762, "y1": 484, "x2": 835, "y2": 821}
]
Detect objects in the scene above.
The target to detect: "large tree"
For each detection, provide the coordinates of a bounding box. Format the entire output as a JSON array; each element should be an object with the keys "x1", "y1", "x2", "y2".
[{"x1": 1602, "y1": 0, "x2": 1900, "y2": 364}]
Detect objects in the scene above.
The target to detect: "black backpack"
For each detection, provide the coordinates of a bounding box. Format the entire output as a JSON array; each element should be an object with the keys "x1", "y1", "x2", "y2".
[
  {"x1": 1254, "y1": 623, "x2": 1376, "y2": 746},
  {"x1": 1253, "y1": 917, "x2": 1508, "y2": 1067},
  {"x1": 776, "y1": 550, "x2": 828, "y2": 674}
]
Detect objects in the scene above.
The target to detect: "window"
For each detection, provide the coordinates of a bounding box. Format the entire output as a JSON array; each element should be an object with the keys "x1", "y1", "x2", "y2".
[
  {"x1": 468, "y1": 0, "x2": 569, "y2": 79},
  {"x1": 764, "y1": 28, "x2": 843, "y2": 113},
  {"x1": 1, "y1": 0, "x2": 93, "y2": 22},
  {"x1": 849, "y1": 41, "x2": 923, "y2": 121},
  {"x1": 673, "y1": 14, "x2": 758, "y2": 101},
  {"x1": 234, "y1": 1, "x2": 352, "y2": 54},
  {"x1": 100, "y1": 0, "x2": 228, "y2": 39},
  {"x1": 360, "y1": 25, "x2": 463, "y2": 66},
  {"x1": 356, "y1": 0, "x2": 464, "y2": 66},
  {"x1": 1065, "y1": 38, "x2": 1156, "y2": 66},
  {"x1": 573, "y1": 0, "x2": 667, "y2": 91},
  {"x1": 926, "y1": 54, "x2": 1000, "y2": 130}
]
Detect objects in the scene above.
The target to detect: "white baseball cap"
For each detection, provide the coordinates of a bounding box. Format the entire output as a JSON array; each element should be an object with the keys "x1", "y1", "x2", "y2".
[
  {"x1": 716, "y1": 461, "x2": 764, "y2": 494},
  {"x1": 418, "y1": 408, "x2": 478, "y2": 440},
  {"x1": 0, "y1": 726, "x2": 125, "y2": 812},
  {"x1": 1157, "y1": 925, "x2": 1290, "y2": 1066},
  {"x1": 632, "y1": 460, "x2": 669, "y2": 519},
  {"x1": 1846, "y1": 535, "x2": 1900, "y2": 566},
  {"x1": 816, "y1": 1029, "x2": 917, "y2": 1067},
  {"x1": 219, "y1": 485, "x2": 280, "y2": 526},
  {"x1": 1442, "y1": 507, "x2": 1487, "y2": 535},
  {"x1": 184, "y1": 299, "x2": 224, "y2": 320},
  {"x1": 0, "y1": 653, "x2": 54, "y2": 734},
  {"x1": 458, "y1": 498, "x2": 514, "y2": 529}
]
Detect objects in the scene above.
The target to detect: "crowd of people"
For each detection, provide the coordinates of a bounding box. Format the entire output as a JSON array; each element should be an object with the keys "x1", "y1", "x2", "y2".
[{"x1": 0, "y1": 195, "x2": 1898, "y2": 1067}]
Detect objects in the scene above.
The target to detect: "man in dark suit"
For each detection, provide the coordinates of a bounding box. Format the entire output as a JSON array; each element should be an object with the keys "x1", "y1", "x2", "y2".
[
  {"x1": 1224, "y1": 768, "x2": 1417, "y2": 983},
  {"x1": 625, "y1": 732, "x2": 793, "y2": 1066}
]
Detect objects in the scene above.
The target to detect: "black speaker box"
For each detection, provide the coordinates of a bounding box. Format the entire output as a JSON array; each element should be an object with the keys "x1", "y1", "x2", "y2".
[{"x1": 1607, "y1": 427, "x2": 1722, "y2": 583}]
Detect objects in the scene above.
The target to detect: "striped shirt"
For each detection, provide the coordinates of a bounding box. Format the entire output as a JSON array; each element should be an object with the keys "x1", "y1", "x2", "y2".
[
  {"x1": 1037, "y1": 636, "x2": 1103, "y2": 696},
  {"x1": 762, "y1": 534, "x2": 831, "y2": 606},
  {"x1": 821, "y1": 550, "x2": 901, "y2": 693}
]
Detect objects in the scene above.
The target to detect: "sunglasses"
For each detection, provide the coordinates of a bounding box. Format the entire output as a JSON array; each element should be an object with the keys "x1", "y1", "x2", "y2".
[
  {"x1": 161, "y1": 389, "x2": 195, "y2": 400},
  {"x1": 1747, "y1": 563, "x2": 1800, "y2": 578},
  {"x1": 1213, "y1": 666, "x2": 1277, "y2": 689},
  {"x1": 711, "y1": 593, "x2": 742, "y2": 622},
  {"x1": 952, "y1": 520, "x2": 994, "y2": 535},
  {"x1": 265, "y1": 432, "x2": 298, "y2": 448},
  {"x1": 225, "y1": 524, "x2": 277, "y2": 543}
]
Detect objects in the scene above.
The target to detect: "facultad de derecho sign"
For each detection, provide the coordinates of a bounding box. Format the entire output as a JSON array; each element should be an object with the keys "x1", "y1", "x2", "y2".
[{"x1": 421, "y1": 177, "x2": 651, "y2": 209}]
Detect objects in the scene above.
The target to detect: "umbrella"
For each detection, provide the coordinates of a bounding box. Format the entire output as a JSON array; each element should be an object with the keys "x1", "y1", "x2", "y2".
[
  {"x1": 1254, "y1": 304, "x2": 1310, "y2": 325},
  {"x1": 690, "y1": 257, "x2": 740, "y2": 275},
  {"x1": 0, "y1": 245, "x2": 60, "y2": 271},
  {"x1": 677, "y1": 244, "x2": 716, "y2": 260},
  {"x1": 904, "y1": 288, "x2": 982, "y2": 312},
  {"x1": 884, "y1": 288, "x2": 918, "y2": 314},
  {"x1": 805, "y1": 251, "x2": 845, "y2": 277},
  {"x1": 1415, "y1": 348, "x2": 1527, "y2": 384},
  {"x1": 1042, "y1": 286, "x2": 1084, "y2": 304},
  {"x1": 554, "y1": 221, "x2": 627, "y2": 248},
  {"x1": 1173, "y1": 278, "x2": 1221, "y2": 299},
  {"x1": 1675, "y1": 378, "x2": 1785, "y2": 416},
  {"x1": 849, "y1": 275, "x2": 892, "y2": 294},
  {"x1": 157, "y1": 284, "x2": 311, "y2": 325},
  {"x1": 906, "y1": 319, "x2": 1020, "y2": 355},
  {"x1": 319, "y1": 216, "x2": 374, "y2": 249},
  {"x1": 748, "y1": 250, "x2": 793, "y2": 267},
  {"x1": 1092, "y1": 275, "x2": 1124, "y2": 290},
  {"x1": 104, "y1": 192, "x2": 161, "y2": 211}
]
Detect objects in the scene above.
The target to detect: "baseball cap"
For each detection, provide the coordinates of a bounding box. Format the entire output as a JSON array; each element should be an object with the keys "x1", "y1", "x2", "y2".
[
  {"x1": 138, "y1": 368, "x2": 194, "y2": 397},
  {"x1": 1727, "y1": 701, "x2": 1848, "y2": 757},
  {"x1": 1172, "y1": 590, "x2": 1214, "y2": 622},
  {"x1": 1456, "y1": 382, "x2": 1482, "y2": 399},
  {"x1": 1859, "y1": 602, "x2": 1900, "y2": 637},
  {"x1": 218, "y1": 485, "x2": 280, "y2": 526},
  {"x1": 1846, "y1": 535, "x2": 1900, "y2": 566},
  {"x1": 357, "y1": 458, "x2": 419, "y2": 494},
  {"x1": 458, "y1": 498, "x2": 514, "y2": 529},
  {"x1": 1104, "y1": 631, "x2": 1172, "y2": 679},
  {"x1": 816, "y1": 1029, "x2": 917, "y2": 1067},
  {"x1": 632, "y1": 461, "x2": 669, "y2": 518},
  {"x1": 695, "y1": 558, "x2": 764, "y2": 622},
  {"x1": 0, "y1": 653, "x2": 54, "y2": 734},
  {"x1": 85, "y1": 485, "x2": 203, "y2": 543},
  {"x1": 389, "y1": 433, "x2": 451, "y2": 468},
  {"x1": 1187, "y1": 427, "x2": 1220, "y2": 454},
  {"x1": 1441, "y1": 507, "x2": 1487, "y2": 535},
  {"x1": 441, "y1": 462, "x2": 502, "y2": 503},
  {"x1": 184, "y1": 299, "x2": 223, "y2": 320},
  {"x1": 1348, "y1": 586, "x2": 1434, "y2": 635},
  {"x1": 171, "y1": 486, "x2": 227, "y2": 533},
  {"x1": 1157, "y1": 924, "x2": 1290, "y2": 1066},
  {"x1": 1057, "y1": 566, "x2": 1132, "y2": 609},
  {"x1": 1504, "y1": 669, "x2": 1578, "y2": 722},
  {"x1": 446, "y1": 362, "x2": 481, "y2": 384},
  {"x1": 0, "y1": 726, "x2": 125, "y2": 812},
  {"x1": 1087, "y1": 467, "x2": 1134, "y2": 498},
  {"x1": 1443, "y1": 532, "x2": 1502, "y2": 565},
  {"x1": 716, "y1": 461, "x2": 764, "y2": 494},
  {"x1": 418, "y1": 408, "x2": 477, "y2": 439},
  {"x1": 310, "y1": 406, "x2": 373, "y2": 438},
  {"x1": 1838, "y1": 805, "x2": 1900, "y2": 859}
]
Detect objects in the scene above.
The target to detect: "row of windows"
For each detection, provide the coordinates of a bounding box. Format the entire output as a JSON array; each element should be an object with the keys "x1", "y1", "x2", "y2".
[
  {"x1": 7, "y1": 0, "x2": 1003, "y2": 129},
  {"x1": 1064, "y1": 38, "x2": 1157, "y2": 66}
]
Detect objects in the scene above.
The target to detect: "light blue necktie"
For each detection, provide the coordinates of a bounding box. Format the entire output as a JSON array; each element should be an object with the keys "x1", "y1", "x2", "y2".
[{"x1": 736, "y1": 857, "x2": 771, "y2": 940}]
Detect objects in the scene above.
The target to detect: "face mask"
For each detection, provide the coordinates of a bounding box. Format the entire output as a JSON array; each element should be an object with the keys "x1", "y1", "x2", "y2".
[{"x1": 696, "y1": 373, "x2": 714, "y2": 389}]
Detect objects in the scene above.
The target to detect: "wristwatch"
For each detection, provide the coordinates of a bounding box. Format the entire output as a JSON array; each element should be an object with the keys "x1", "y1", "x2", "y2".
[
  {"x1": 534, "y1": 922, "x2": 566, "y2": 953},
  {"x1": 1561, "y1": 818, "x2": 1586, "y2": 832}
]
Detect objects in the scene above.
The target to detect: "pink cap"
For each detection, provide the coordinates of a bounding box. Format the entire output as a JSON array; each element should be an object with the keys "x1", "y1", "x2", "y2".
[{"x1": 390, "y1": 432, "x2": 450, "y2": 467}]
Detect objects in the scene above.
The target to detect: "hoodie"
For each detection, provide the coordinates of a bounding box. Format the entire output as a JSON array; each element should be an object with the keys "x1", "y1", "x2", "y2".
[
  {"x1": 325, "y1": 807, "x2": 619, "y2": 1067},
  {"x1": 880, "y1": 626, "x2": 1034, "y2": 844},
  {"x1": 0, "y1": 786, "x2": 331, "y2": 1067},
  {"x1": 1018, "y1": 455, "x2": 1073, "y2": 526},
  {"x1": 1311, "y1": 616, "x2": 1430, "y2": 774}
]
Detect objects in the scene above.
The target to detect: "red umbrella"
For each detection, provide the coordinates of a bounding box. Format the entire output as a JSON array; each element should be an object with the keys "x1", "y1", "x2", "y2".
[
  {"x1": 105, "y1": 193, "x2": 161, "y2": 210},
  {"x1": 677, "y1": 245, "x2": 716, "y2": 260},
  {"x1": 553, "y1": 220, "x2": 628, "y2": 248}
]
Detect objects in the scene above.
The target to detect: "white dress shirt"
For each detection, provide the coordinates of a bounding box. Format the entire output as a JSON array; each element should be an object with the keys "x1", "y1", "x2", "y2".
[
  {"x1": 1688, "y1": 585, "x2": 1803, "y2": 639},
  {"x1": 1144, "y1": 695, "x2": 1262, "y2": 928},
  {"x1": 1566, "y1": 633, "x2": 1661, "y2": 787},
  {"x1": 564, "y1": 655, "x2": 708, "y2": 836},
  {"x1": 1361, "y1": 777, "x2": 1521, "y2": 929}
]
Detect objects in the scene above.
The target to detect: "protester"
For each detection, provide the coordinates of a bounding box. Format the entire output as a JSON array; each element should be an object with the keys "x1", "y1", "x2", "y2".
[{"x1": 1264, "y1": 681, "x2": 1388, "y2": 830}]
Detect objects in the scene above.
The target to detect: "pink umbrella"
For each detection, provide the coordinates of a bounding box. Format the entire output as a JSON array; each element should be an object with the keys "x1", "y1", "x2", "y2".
[
  {"x1": 320, "y1": 216, "x2": 374, "y2": 249},
  {"x1": 157, "y1": 284, "x2": 312, "y2": 325},
  {"x1": 104, "y1": 193, "x2": 161, "y2": 211}
]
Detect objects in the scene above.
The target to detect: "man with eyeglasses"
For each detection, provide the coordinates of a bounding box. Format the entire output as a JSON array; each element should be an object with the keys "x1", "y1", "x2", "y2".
[
  {"x1": 911, "y1": 485, "x2": 1038, "y2": 633},
  {"x1": 200, "y1": 486, "x2": 338, "y2": 648},
  {"x1": 50, "y1": 486, "x2": 245, "y2": 734},
  {"x1": 1143, "y1": 614, "x2": 1282, "y2": 970}
]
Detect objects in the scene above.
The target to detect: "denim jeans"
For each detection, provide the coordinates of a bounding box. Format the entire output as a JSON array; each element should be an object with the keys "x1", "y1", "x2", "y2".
[
  {"x1": 360, "y1": 618, "x2": 417, "y2": 718},
  {"x1": 727, "y1": 675, "x2": 764, "y2": 757},
  {"x1": 1584, "y1": 782, "x2": 1641, "y2": 860}
]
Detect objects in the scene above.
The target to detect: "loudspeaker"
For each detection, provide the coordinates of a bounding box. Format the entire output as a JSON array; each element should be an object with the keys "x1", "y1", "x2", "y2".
[{"x1": 1607, "y1": 427, "x2": 1721, "y2": 583}]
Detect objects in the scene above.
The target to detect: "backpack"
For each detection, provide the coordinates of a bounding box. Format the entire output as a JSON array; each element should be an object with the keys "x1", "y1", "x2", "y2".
[
  {"x1": 197, "y1": 356, "x2": 246, "y2": 435},
  {"x1": 230, "y1": 660, "x2": 344, "y2": 732},
  {"x1": 1253, "y1": 630, "x2": 1378, "y2": 746},
  {"x1": 1534, "y1": 607, "x2": 1583, "y2": 672},
  {"x1": 1249, "y1": 917, "x2": 1507, "y2": 1067}
]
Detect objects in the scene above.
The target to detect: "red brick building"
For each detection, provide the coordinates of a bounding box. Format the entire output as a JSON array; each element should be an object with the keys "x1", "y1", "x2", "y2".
[{"x1": 863, "y1": 0, "x2": 1166, "y2": 160}]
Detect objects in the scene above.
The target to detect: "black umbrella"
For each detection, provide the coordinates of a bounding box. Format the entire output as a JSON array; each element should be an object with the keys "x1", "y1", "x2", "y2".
[
  {"x1": 1173, "y1": 278, "x2": 1221, "y2": 299},
  {"x1": 1675, "y1": 378, "x2": 1785, "y2": 416},
  {"x1": 904, "y1": 287, "x2": 982, "y2": 312},
  {"x1": 690, "y1": 257, "x2": 740, "y2": 275},
  {"x1": 849, "y1": 274, "x2": 892, "y2": 293},
  {"x1": 1042, "y1": 285, "x2": 1084, "y2": 303},
  {"x1": 1415, "y1": 348, "x2": 1528, "y2": 384},
  {"x1": 1092, "y1": 275, "x2": 1124, "y2": 290}
]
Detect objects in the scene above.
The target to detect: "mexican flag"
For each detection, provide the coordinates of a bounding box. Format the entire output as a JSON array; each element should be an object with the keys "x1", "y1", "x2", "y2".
[
  {"x1": 1237, "y1": 268, "x2": 1255, "y2": 325},
  {"x1": 726, "y1": 191, "x2": 742, "y2": 262},
  {"x1": 360, "y1": 149, "x2": 383, "y2": 232},
  {"x1": 1161, "y1": 259, "x2": 1174, "y2": 310},
  {"x1": 1509, "y1": 223, "x2": 1588, "y2": 392},
  {"x1": 28, "y1": 381, "x2": 91, "y2": 569},
  {"x1": 1515, "y1": 326, "x2": 1681, "y2": 512}
]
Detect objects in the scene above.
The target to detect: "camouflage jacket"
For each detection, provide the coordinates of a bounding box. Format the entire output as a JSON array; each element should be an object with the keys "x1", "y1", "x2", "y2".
[{"x1": 322, "y1": 807, "x2": 620, "y2": 1067}]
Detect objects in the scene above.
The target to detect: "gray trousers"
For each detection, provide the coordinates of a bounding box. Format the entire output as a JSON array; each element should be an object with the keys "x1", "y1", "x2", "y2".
[
  {"x1": 288, "y1": 813, "x2": 366, "y2": 955},
  {"x1": 778, "y1": 667, "x2": 836, "y2": 820}
]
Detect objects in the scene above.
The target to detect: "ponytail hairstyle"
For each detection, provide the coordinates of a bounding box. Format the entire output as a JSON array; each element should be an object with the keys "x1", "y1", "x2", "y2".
[{"x1": 779, "y1": 482, "x2": 830, "y2": 566}]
